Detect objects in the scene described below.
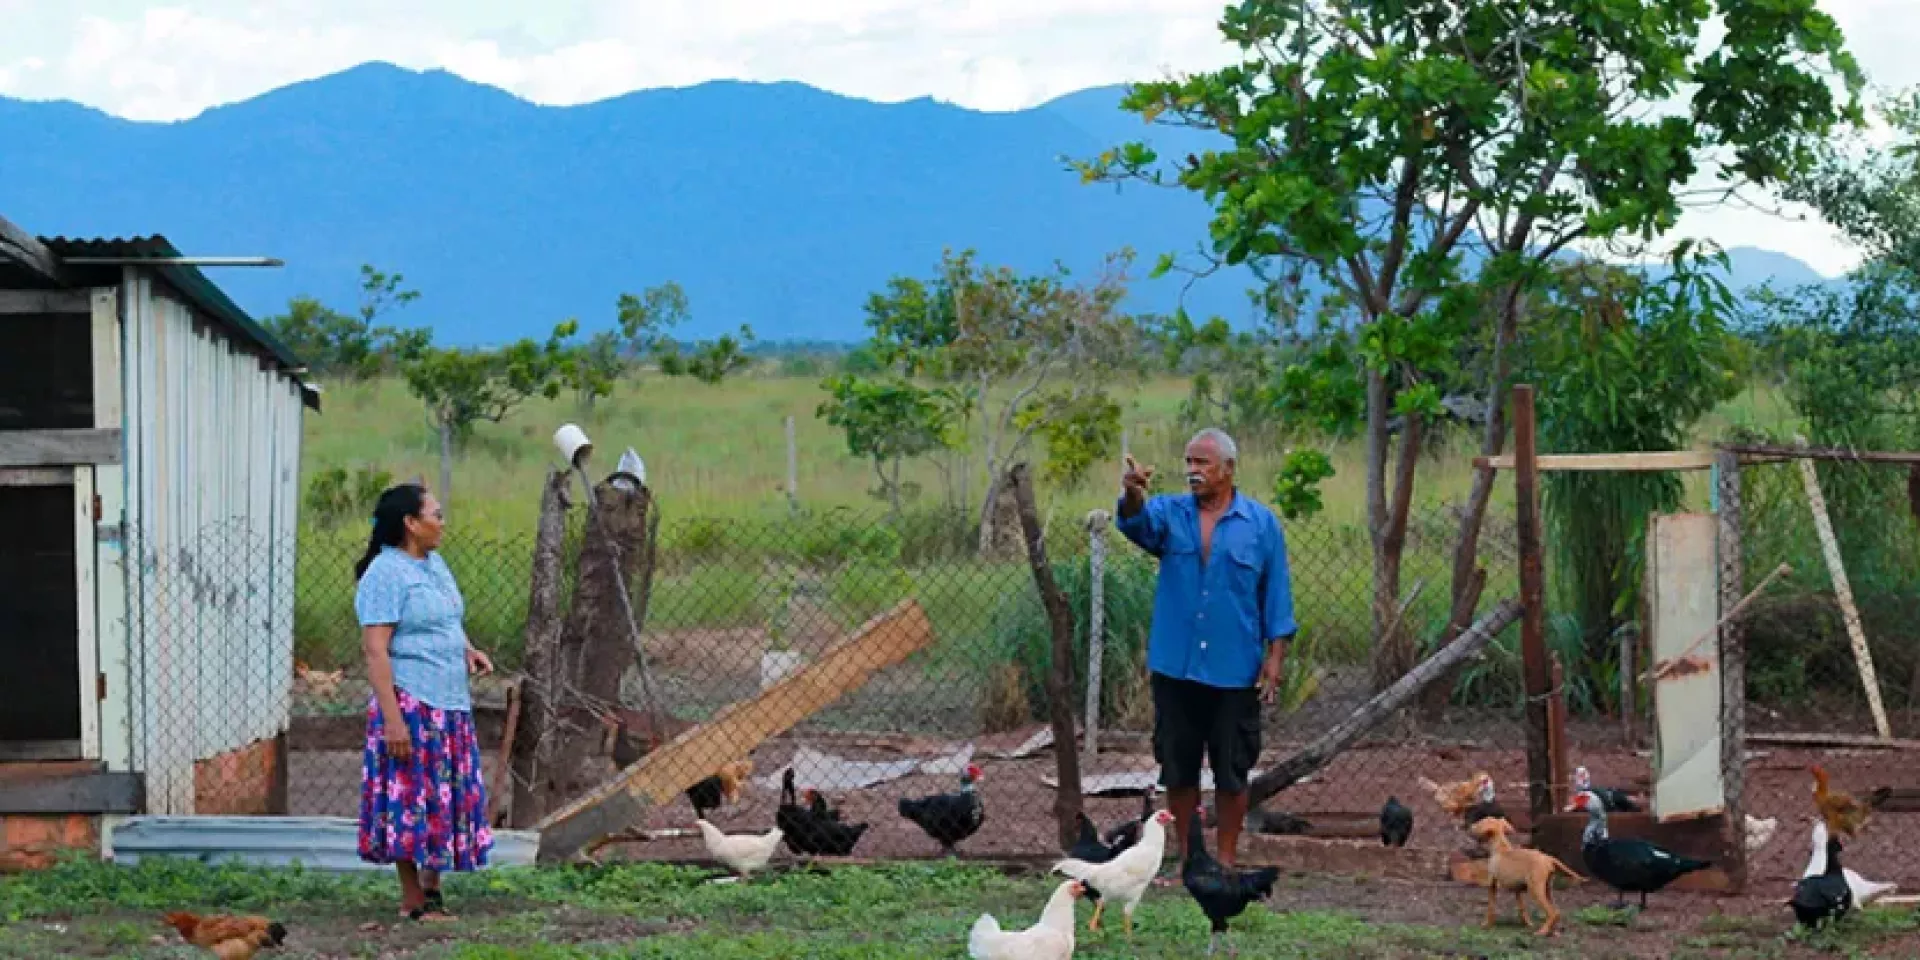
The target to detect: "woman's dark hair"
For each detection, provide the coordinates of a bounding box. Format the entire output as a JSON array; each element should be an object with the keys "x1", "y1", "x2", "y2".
[{"x1": 355, "y1": 483, "x2": 429, "y2": 580}]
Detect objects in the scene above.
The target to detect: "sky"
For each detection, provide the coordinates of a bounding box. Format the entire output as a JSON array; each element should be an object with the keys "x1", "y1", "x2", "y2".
[{"x1": 2, "y1": 1, "x2": 1917, "y2": 277}]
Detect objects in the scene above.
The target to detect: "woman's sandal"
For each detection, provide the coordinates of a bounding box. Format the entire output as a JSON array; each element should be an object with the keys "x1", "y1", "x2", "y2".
[{"x1": 405, "y1": 889, "x2": 454, "y2": 922}]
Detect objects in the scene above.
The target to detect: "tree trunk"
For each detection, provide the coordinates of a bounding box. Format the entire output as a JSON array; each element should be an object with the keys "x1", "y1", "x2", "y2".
[
  {"x1": 537, "y1": 474, "x2": 655, "y2": 814},
  {"x1": 509, "y1": 471, "x2": 572, "y2": 827},
  {"x1": 1420, "y1": 289, "x2": 1524, "y2": 718},
  {"x1": 437, "y1": 419, "x2": 454, "y2": 510},
  {"x1": 1368, "y1": 380, "x2": 1423, "y2": 692},
  {"x1": 1251, "y1": 599, "x2": 1522, "y2": 807},
  {"x1": 1008, "y1": 462, "x2": 1084, "y2": 852}
]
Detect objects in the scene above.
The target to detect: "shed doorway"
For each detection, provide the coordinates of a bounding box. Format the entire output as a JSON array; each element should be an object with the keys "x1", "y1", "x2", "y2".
[{"x1": 0, "y1": 468, "x2": 96, "y2": 761}]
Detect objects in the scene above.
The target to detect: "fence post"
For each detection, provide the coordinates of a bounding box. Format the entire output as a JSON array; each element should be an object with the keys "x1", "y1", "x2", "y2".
[
  {"x1": 1084, "y1": 509, "x2": 1110, "y2": 761},
  {"x1": 1713, "y1": 448, "x2": 1749, "y2": 892},
  {"x1": 785, "y1": 415, "x2": 799, "y2": 512},
  {"x1": 1512, "y1": 384, "x2": 1554, "y2": 819}
]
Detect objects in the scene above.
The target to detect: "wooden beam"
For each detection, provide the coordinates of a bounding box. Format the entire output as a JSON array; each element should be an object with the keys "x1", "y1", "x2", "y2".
[
  {"x1": 0, "y1": 428, "x2": 123, "y2": 467},
  {"x1": 1723, "y1": 443, "x2": 1920, "y2": 465},
  {"x1": 534, "y1": 598, "x2": 937, "y2": 863},
  {"x1": 0, "y1": 289, "x2": 90, "y2": 314},
  {"x1": 0, "y1": 214, "x2": 65, "y2": 285},
  {"x1": 1746, "y1": 731, "x2": 1920, "y2": 751},
  {"x1": 0, "y1": 771, "x2": 143, "y2": 814},
  {"x1": 0, "y1": 466, "x2": 74, "y2": 487},
  {"x1": 1475, "y1": 451, "x2": 1717, "y2": 472},
  {"x1": 1513, "y1": 385, "x2": 1553, "y2": 820},
  {"x1": 1714, "y1": 450, "x2": 1750, "y2": 892},
  {"x1": 1795, "y1": 443, "x2": 1893, "y2": 739},
  {"x1": 1008, "y1": 462, "x2": 1084, "y2": 853}
]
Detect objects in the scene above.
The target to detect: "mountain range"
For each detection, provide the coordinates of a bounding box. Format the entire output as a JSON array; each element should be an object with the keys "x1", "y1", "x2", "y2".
[{"x1": 0, "y1": 62, "x2": 1836, "y2": 346}]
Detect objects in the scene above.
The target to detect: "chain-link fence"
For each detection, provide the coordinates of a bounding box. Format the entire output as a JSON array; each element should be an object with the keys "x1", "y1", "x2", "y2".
[
  {"x1": 1729, "y1": 452, "x2": 1920, "y2": 887},
  {"x1": 174, "y1": 487, "x2": 1550, "y2": 866}
]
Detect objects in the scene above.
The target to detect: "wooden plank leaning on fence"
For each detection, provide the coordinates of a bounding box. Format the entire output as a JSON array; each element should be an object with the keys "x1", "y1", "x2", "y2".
[{"x1": 533, "y1": 597, "x2": 937, "y2": 864}]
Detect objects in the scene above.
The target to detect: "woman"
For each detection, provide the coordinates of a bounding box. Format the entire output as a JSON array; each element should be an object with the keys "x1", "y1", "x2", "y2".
[{"x1": 353, "y1": 483, "x2": 496, "y2": 921}]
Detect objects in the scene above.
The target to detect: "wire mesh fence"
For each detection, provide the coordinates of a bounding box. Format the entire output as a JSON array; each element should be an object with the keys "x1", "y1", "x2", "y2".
[
  {"x1": 151, "y1": 487, "x2": 1542, "y2": 866},
  {"x1": 1729, "y1": 454, "x2": 1920, "y2": 888}
]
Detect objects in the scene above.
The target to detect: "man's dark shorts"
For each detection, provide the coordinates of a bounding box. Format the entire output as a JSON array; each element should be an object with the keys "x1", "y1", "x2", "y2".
[{"x1": 1151, "y1": 672, "x2": 1261, "y2": 794}]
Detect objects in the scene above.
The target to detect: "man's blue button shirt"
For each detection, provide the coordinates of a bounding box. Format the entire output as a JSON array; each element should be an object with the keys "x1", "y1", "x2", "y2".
[{"x1": 1114, "y1": 489, "x2": 1298, "y2": 690}]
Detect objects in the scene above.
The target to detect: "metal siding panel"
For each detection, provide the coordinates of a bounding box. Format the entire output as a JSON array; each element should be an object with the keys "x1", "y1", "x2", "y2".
[
  {"x1": 1648, "y1": 512, "x2": 1726, "y2": 821},
  {"x1": 92, "y1": 286, "x2": 132, "y2": 771}
]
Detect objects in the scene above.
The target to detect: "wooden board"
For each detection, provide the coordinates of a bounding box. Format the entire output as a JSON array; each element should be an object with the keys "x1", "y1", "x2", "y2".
[
  {"x1": 1647, "y1": 513, "x2": 1725, "y2": 821},
  {"x1": 0, "y1": 771, "x2": 144, "y2": 814},
  {"x1": 1747, "y1": 731, "x2": 1920, "y2": 751},
  {"x1": 0, "y1": 428, "x2": 123, "y2": 467},
  {"x1": 534, "y1": 598, "x2": 936, "y2": 863},
  {"x1": 1475, "y1": 451, "x2": 1717, "y2": 472}
]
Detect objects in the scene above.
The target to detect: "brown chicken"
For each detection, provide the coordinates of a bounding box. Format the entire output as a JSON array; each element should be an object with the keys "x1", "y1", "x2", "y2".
[
  {"x1": 1811, "y1": 765, "x2": 1871, "y2": 838},
  {"x1": 686, "y1": 759, "x2": 754, "y2": 819},
  {"x1": 1418, "y1": 772, "x2": 1492, "y2": 819},
  {"x1": 161, "y1": 912, "x2": 287, "y2": 959}
]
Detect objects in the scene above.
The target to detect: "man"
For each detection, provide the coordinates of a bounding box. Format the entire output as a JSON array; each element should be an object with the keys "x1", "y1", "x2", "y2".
[{"x1": 1115, "y1": 427, "x2": 1296, "y2": 867}]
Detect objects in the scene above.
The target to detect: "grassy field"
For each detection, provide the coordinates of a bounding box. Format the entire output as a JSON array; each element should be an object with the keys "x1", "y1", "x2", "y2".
[
  {"x1": 4, "y1": 855, "x2": 1914, "y2": 959},
  {"x1": 289, "y1": 374, "x2": 1806, "y2": 686}
]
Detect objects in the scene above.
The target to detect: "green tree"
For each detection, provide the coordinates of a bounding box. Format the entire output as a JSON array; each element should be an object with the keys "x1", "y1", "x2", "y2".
[
  {"x1": 816, "y1": 375, "x2": 965, "y2": 516},
  {"x1": 560, "y1": 330, "x2": 623, "y2": 412},
  {"x1": 1079, "y1": 0, "x2": 1861, "y2": 688},
  {"x1": 860, "y1": 248, "x2": 1144, "y2": 553},
  {"x1": 616, "y1": 281, "x2": 758, "y2": 385},
  {"x1": 402, "y1": 320, "x2": 580, "y2": 507},
  {"x1": 263, "y1": 264, "x2": 423, "y2": 378},
  {"x1": 1527, "y1": 252, "x2": 1746, "y2": 685}
]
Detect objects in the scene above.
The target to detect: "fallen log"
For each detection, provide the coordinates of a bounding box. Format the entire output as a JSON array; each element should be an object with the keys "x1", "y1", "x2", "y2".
[{"x1": 1248, "y1": 599, "x2": 1522, "y2": 809}]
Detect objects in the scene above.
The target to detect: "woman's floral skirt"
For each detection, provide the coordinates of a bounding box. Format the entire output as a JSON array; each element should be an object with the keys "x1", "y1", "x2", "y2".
[{"x1": 358, "y1": 687, "x2": 493, "y2": 871}]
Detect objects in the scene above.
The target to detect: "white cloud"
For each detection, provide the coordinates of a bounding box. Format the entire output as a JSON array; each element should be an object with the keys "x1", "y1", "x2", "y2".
[{"x1": 0, "y1": 1, "x2": 1915, "y2": 274}]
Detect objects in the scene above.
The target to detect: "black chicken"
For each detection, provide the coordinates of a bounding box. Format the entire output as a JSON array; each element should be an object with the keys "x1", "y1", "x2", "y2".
[
  {"x1": 1380, "y1": 796, "x2": 1413, "y2": 847},
  {"x1": 1181, "y1": 813, "x2": 1279, "y2": 956},
  {"x1": 775, "y1": 769, "x2": 871, "y2": 857},
  {"x1": 1068, "y1": 811, "x2": 1125, "y2": 863},
  {"x1": 1790, "y1": 830, "x2": 1853, "y2": 929},
  {"x1": 1202, "y1": 802, "x2": 1310, "y2": 836},
  {"x1": 1572, "y1": 765, "x2": 1642, "y2": 813},
  {"x1": 1575, "y1": 790, "x2": 1710, "y2": 910},
  {"x1": 1100, "y1": 784, "x2": 1157, "y2": 854},
  {"x1": 897, "y1": 763, "x2": 985, "y2": 855}
]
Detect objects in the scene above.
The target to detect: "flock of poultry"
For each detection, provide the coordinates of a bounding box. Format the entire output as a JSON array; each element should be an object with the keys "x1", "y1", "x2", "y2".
[
  {"x1": 1413, "y1": 760, "x2": 1900, "y2": 938},
  {"x1": 152, "y1": 755, "x2": 1903, "y2": 957}
]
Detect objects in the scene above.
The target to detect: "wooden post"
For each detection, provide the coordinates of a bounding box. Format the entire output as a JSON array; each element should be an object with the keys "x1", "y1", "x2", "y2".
[
  {"x1": 1008, "y1": 462, "x2": 1084, "y2": 852},
  {"x1": 1713, "y1": 449, "x2": 1749, "y2": 892},
  {"x1": 1512, "y1": 385, "x2": 1552, "y2": 819},
  {"x1": 785, "y1": 415, "x2": 799, "y2": 511},
  {"x1": 1083, "y1": 509, "x2": 1110, "y2": 760},
  {"x1": 1548, "y1": 654, "x2": 1569, "y2": 812}
]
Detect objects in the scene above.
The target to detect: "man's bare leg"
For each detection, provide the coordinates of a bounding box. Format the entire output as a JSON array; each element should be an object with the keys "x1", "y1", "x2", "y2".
[
  {"x1": 1168, "y1": 786, "x2": 1201, "y2": 862},
  {"x1": 1214, "y1": 789, "x2": 1249, "y2": 868}
]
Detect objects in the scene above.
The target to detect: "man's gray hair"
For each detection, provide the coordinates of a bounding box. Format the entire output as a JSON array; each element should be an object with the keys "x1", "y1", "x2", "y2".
[{"x1": 1189, "y1": 427, "x2": 1239, "y2": 465}]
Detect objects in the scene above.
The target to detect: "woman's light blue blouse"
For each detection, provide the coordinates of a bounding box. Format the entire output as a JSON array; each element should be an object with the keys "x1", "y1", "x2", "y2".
[{"x1": 354, "y1": 546, "x2": 473, "y2": 712}]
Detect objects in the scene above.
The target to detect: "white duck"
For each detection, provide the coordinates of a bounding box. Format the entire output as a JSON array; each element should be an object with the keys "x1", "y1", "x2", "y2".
[
  {"x1": 694, "y1": 818, "x2": 783, "y2": 881},
  {"x1": 1798, "y1": 817, "x2": 1896, "y2": 906},
  {"x1": 1051, "y1": 808, "x2": 1173, "y2": 938},
  {"x1": 967, "y1": 878, "x2": 1085, "y2": 960}
]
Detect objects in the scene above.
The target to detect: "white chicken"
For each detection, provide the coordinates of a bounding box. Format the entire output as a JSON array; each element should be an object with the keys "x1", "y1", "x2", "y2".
[
  {"x1": 967, "y1": 878, "x2": 1086, "y2": 960},
  {"x1": 1799, "y1": 818, "x2": 1897, "y2": 906},
  {"x1": 694, "y1": 819, "x2": 783, "y2": 880},
  {"x1": 1050, "y1": 808, "x2": 1172, "y2": 937}
]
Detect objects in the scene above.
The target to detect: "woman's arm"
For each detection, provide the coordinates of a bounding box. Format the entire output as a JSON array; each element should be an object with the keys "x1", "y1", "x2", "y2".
[{"x1": 363, "y1": 623, "x2": 406, "y2": 726}]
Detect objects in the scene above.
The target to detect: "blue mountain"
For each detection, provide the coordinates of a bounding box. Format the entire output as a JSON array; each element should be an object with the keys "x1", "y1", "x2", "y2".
[{"x1": 0, "y1": 62, "x2": 1835, "y2": 346}]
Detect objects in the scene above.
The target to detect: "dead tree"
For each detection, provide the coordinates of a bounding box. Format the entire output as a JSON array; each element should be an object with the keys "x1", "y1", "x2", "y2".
[
  {"x1": 509, "y1": 470, "x2": 571, "y2": 827},
  {"x1": 1008, "y1": 462, "x2": 1084, "y2": 852}
]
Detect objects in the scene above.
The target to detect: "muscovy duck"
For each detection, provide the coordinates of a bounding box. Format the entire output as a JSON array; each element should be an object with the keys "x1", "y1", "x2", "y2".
[
  {"x1": 1790, "y1": 827, "x2": 1853, "y2": 929},
  {"x1": 898, "y1": 763, "x2": 985, "y2": 855},
  {"x1": 1574, "y1": 789, "x2": 1710, "y2": 910}
]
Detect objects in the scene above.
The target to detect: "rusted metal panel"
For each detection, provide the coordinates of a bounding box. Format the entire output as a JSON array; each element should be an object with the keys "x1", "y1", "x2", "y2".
[{"x1": 1647, "y1": 512, "x2": 1725, "y2": 821}]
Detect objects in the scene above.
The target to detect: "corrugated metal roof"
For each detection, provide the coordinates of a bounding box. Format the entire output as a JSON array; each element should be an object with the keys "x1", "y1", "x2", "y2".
[
  {"x1": 40, "y1": 234, "x2": 308, "y2": 373},
  {"x1": 103, "y1": 815, "x2": 539, "y2": 872}
]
